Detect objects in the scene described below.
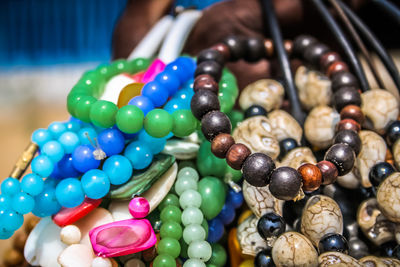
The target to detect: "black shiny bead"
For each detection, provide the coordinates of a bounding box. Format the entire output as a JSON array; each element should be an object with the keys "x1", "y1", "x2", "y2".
[
  {"x1": 244, "y1": 105, "x2": 267, "y2": 119},
  {"x1": 279, "y1": 138, "x2": 298, "y2": 159},
  {"x1": 380, "y1": 240, "x2": 397, "y2": 257},
  {"x1": 257, "y1": 212, "x2": 286, "y2": 239},
  {"x1": 393, "y1": 244, "x2": 400, "y2": 260},
  {"x1": 201, "y1": 111, "x2": 231, "y2": 141},
  {"x1": 242, "y1": 153, "x2": 275, "y2": 187},
  {"x1": 190, "y1": 90, "x2": 220, "y2": 120},
  {"x1": 386, "y1": 120, "x2": 400, "y2": 146},
  {"x1": 244, "y1": 37, "x2": 266, "y2": 62},
  {"x1": 324, "y1": 143, "x2": 355, "y2": 176},
  {"x1": 333, "y1": 87, "x2": 362, "y2": 112},
  {"x1": 331, "y1": 72, "x2": 359, "y2": 92},
  {"x1": 292, "y1": 35, "x2": 317, "y2": 57},
  {"x1": 269, "y1": 167, "x2": 302, "y2": 200},
  {"x1": 254, "y1": 248, "x2": 275, "y2": 267},
  {"x1": 318, "y1": 233, "x2": 349, "y2": 254},
  {"x1": 197, "y1": 48, "x2": 225, "y2": 66},
  {"x1": 223, "y1": 35, "x2": 245, "y2": 62},
  {"x1": 348, "y1": 238, "x2": 369, "y2": 259},
  {"x1": 333, "y1": 130, "x2": 362, "y2": 155},
  {"x1": 195, "y1": 60, "x2": 222, "y2": 81},
  {"x1": 303, "y1": 43, "x2": 329, "y2": 66},
  {"x1": 369, "y1": 162, "x2": 395, "y2": 187}
]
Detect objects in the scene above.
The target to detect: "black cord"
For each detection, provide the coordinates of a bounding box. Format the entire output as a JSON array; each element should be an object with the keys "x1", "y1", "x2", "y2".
[
  {"x1": 338, "y1": 0, "x2": 400, "y2": 93},
  {"x1": 260, "y1": 0, "x2": 305, "y2": 124},
  {"x1": 372, "y1": 0, "x2": 400, "y2": 26}
]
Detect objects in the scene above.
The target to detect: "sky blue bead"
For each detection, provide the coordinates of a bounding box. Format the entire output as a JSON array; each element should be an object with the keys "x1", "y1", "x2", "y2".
[
  {"x1": 138, "y1": 130, "x2": 166, "y2": 154},
  {"x1": 98, "y1": 128, "x2": 125, "y2": 156},
  {"x1": 12, "y1": 192, "x2": 34, "y2": 214},
  {"x1": 21, "y1": 173, "x2": 44, "y2": 196},
  {"x1": 175, "y1": 88, "x2": 194, "y2": 102},
  {"x1": 57, "y1": 154, "x2": 81, "y2": 178},
  {"x1": 102, "y1": 155, "x2": 132, "y2": 185},
  {"x1": 128, "y1": 95, "x2": 155, "y2": 116},
  {"x1": 31, "y1": 128, "x2": 52, "y2": 147},
  {"x1": 55, "y1": 178, "x2": 85, "y2": 208},
  {"x1": 48, "y1": 122, "x2": 67, "y2": 139},
  {"x1": 164, "y1": 98, "x2": 184, "y2": 114},
  {"x1": 31, "y1": 155, "x2": 54, "y2": 178},
  {"x1": 155, "y1": 70, "x2": 181, "y2": 96},
  {"x1": 216, "y1": 202, "x2": 235, "y2": 225},
  {"x1": 65, "y1": 120, "x2": 81, "y2": 132},
  {"x1": 182, "y1": 79, "x2": 194, "y2": 90},
  {"x1": 207, "y1": 218, "x2": 224, "y2": 243},
  {"x1": 141, "y1": 81, "x2": 169, "y2": 107},
  {"x1": 227, "y1": 189, "x2": 244, "y2": 209},
  {"x1": 72, "y1": 145, "x2": 101, "y2": 173},
  {"x1": 124, "y1": 141, "x2": 153, "y2": 170},
  {"x1": 1, "y1": 209, "x2": 23, "y2": 232},
  {"x1": 32, "y1": 186, "x2": 61, "y2": 217},
  {"x1": 0, "y1": 228, "x2": 13, "y2": 239},
  {"x1": 78, "y1": 128, "x2": 98, "y2": 145},
  {"x1": 1, "y1": 178, "x2": 20, "y2": 196},
  {"x1": 58, "y1": 132, "x2": 80, "y2": 154},
  {"x1": 81, "y1": 169, "x2": 110, "y2": 199},
  {"x1": 0, "y1": 195, "x2": 11, "y2": 210},
  {"x1": 42, "y1": 140, "x2": 65, "y2": 162}
]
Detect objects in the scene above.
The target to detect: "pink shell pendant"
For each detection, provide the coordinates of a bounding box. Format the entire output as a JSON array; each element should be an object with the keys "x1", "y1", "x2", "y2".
[
  {"x1": 89, "y1": 219, "x2": 156, "y2": 257},
  {"x1": 141, "y1": 59, "x2": 165, "y2": 84}
]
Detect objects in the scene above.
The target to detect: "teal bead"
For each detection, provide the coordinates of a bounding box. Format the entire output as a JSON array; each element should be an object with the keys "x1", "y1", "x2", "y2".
[
  {"x1": 179, "y1": 189, "x2": 202, "y2": 209},
  {"x1": 81, "y1": 169, "x2": 110, "y2": 199},
  {"x1": 183, "y1": 224, "x2": 206, "y2": 244},
  {"x1": 32, "y1": 186, "x2": 61, "y2": 217},
  {"x1": 160, "y1": 221, "x2": 182, "y2": 240},
  {"x1": 31, "y1": 155, "x2": 54, "y2": 178},
  {"x1": 1, "y1": 178, "x2": 20, "y2": 196},
  {"x1": 158, "y1": 194, "x2": 180, "y2": 211},
  {"x1": 0, "y1": 228, "x2": 14, "y2": 239},
  {"x1": 31, "y1": 128, "x2": 52, "y2": 147},
  {"x1": 12, "y1": 192, "x2": 34, "y2": 214},
  {"x1": 206, "y1": 243, "x2": 227, "y2": 266},
  {"x1": 157, "y1": 237, "x2": 181, "y2": 258},
  {"x1": 183, "y1": 259, "x2": 206, "y2": 267},
  {"x1": 55, "y1": 178, "x2": 85, "y2": 208},
  {"x1": 160, "y1": 205, "x2": 182, "y2": 223},
  {"x1": 0, "y1": 209, "x2": 24, "y2": 232},
  {"x1": 175, "y1": 176, "x2": 198, "y2": 196},
  {"x1": 0, "y1": 195, "x2": 11, "y2": 210},
  {"x1": 178, "y1": 167, "x2": 199, "y2": 182},
  {"x1": 187, "y1": 240, "x2": 212, "y2": 262},
  {"x1": 198, "y1": 177, "x2": 226, "y2": 220},
  {"x1": 58, "y1": 132, "x2": 80, "y2": 154},
  {"x1": 181, "y1": 207, "x2": 203, "y2": 226},
  {"x1": 42, "y1": 140, "x2": 65, "y2": 162}
]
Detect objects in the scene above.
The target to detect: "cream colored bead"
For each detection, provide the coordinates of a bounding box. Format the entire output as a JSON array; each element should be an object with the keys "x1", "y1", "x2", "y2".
[
  {"x1": 278, "y1": 147, "x2": 316, "y2": 169},
  {"x1": 268, "y1": 109, "x2": 303, "y2": 144},
  {"x1": 124, "y1": 258, "x2": 146, "y2": 267},
  {"x1": 377, "y1": 172, "x2": 400, "y2": 223},
  {"x1": 295, "y1": 66, "x2": 332, "y2": 110},
  {"x1": 392, "y1": 139, "x2": 400, "y2": 170},
  {"x1": 91, "y1": 257, "x2": 112, "y2": 267},
  {"x1": 60, "y1": 225, "x2": 82, "y2": 245},
  {"x1": 304, "y1": 105, "x2": 340, "y2": 149},
  {"x1": 239, "y1": 79, "x2": 284, "y2": 111},
  {"x1": 337, "y1": 171, "x2": 360, "y2": 189},
  {"x1": 358, "y1": 256, "x2": 386, "y2": 267},
  {"x1": 236, "y1": 214, "x2": 267, "y2": 256},
  {"x1": 318, "y1": 252, "x2": 362, "y2": 267}
]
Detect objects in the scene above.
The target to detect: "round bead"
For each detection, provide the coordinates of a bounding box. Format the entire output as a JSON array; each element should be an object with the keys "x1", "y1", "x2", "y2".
[
  {"x1": 333, "y1": 129, "x2": 362, "y2": 155},
  {"x1": 293, "y1": 35, "x2": 317, "y2": 56},
  {"x1": 129, "y1": 197, "x2": 150, "y2": 218},
  {"x1": 178, "y1": 167, "x2": 199, "y2": 182},
  {"x1": 153, "y1": 254, "x2": 175, "y2": 267},
  {"x1": 160, "y1": 221, "x2": 182, "y2": 239},
  {"x1": 333, "y1": 87, "x2": 361, "y2": 112},
  {"x1": 207, "y1": 218, "x2": 224, "y2": 243},
  {"x1": 242, "y1": 153, "x2": 275, "y2": 187},
  {"x1": 264, "y1": 39, "x2": 274, "y2": 57},
  {"x1": 55, "y1": 178, "x2": 85, "y2": 208},
  {"x1": 195, "y1": 61, "x2": 222, "y2": 82},
  {"x1": 254, "y1": 249, "x2": 274, "y2": 267},
  {"x1": 65, "y1": 119, "x2": 81, "y2": 132},
  {"x1": 31, "y1": 155, "x2": 54, "y2": 178},
  {"x1": 0, "y1": 229, "x2": 13, "y2": 240},
  {"x1": 227, "y1": 189, "x2": 244, "y2": 209},
  {"x1": 155, "y1": 70, "x2": 181, "y2": 97},
  {"x1": 12, "y1": 192, "x2": 34, "y2": 214},
  {"x1": 0, "y1": 195, "x2": 11, "y2": 210},
  {"x1": 211, "y1": 133, "x2": 235, "y2": 158},
  {"x1": 141, "y1": 81, "x2": 168, "y2": 107},
  {"x1": 226, "y1": 143, "x2": 251, "y2": 170},
  {"x1": 331, "y1": 72, "x2": 358, "y2": 92},
  {"x1": 172, "y1": 110, "x2": 197, "y2": 138},
  {"x1": 327, "y1": 61, "x2": 349, "y2": 78},
  {"x1": 279, "y1": 138, "x2": 298, "y2": 159},
  {"x1": 181, "y1": 207, "x2": 204, "y2": 226},
  {"x1": 78, "y1": 128, "x2": 98, "y2": 145},
  {"x1": 157, "y1": 237, "x2": 181, "y2": 258},
  {"x1": 57, "y1": 154, "x2": 81, "y2": 179},
  {"x1": 193, "y1": 74, "x2": 219, "y2": 95},
  {"x1": 1, "y1": 178, "x2": 20, "y2": 196},
  {"x1": 89, "y1": 100, "x2": 118, "y2": 128},
  {"x1": 137, "y1": 130, "x2": 166, "y2": 154},
  {"x1": 269, "y1": 167, "x2": 302, "y2": 200},
  {"x1": 124, "y1": 141, "x2": 153, "y2": 170},
  {"x1": 102, "y1": 155, "x2": 132, "y2": 185},
  {"x1": 257, "y1": 212, "x2": 286, "y2": 239},
  {"x1": 1, "y1": 210, "x2": 23, "y2": 232},
  {"x1": 158, "y1": 194, "x2": 180, "y2": 211},
  {"x1": 324, "y1": 143, "x2": 356, "y2": 176},
  {"x1": 369, "y1": 162, "x2": 395, "y2": 187},
  {"x1": 187, "y1": 240, "x2": 212, "y2": 261},
  {"x1": 386, "y1": 120, "x2": 400, "y2": 146},
  {"x1": 81, "y1": 169, "x2": 110, "y2": 199},
  {"x1": 60, "y1": 225, "x2": 81, "y2": 245},
  {"x1": 48, "y1": 122, "x2": 67, "y2": 139},
  {"x1": 175, "y1": 176, "x2": 198, "y2": 196},
  {"x1": 318, "y1": 233, "x2": 349, "y2": 254},
  {"x1": 91, "y1": 257, "x2": 112, "y2": 267},
  {"x1": 303, "y1": 43, "x2": 329, "y2": 66},
  {"x1": 97, "y1": 128, "x2": 125, "y2": 156},
  {"x1": 165, "y1": 57, "x2": 196, "y2": 83},
  {"x1": 160, "y1": 205, "x2": 182, "y2": 223},
  {"x1": 244, "y1": 105, "x2": 268, "y2": 119},
  {"x1": 72, "y1": 145, "x2": 101, "y2": 173},
  {"x1": 183, "y1": 259, "x2": 206, "y2": 267},
  {"x1": 179, "y1": 189, "x2": 202, "y2": 209},
  {"x1": 74, "y1": 96, "x2": 97, "y2": 123},
  {"x1": 216, "y1": 202, "x2": 235, "y2": 225},
  {"x1": 128, "y1": 95, "x2": 155, "y2": 116},
  {"x1": 183, "y1": 224, "x2": 206, "y2": 244},
  {"x1": 191, "y1": 90, "x2": 220, "y2": 120},
  {"x1": 223, "y1": 36, "x2": 245, "y2": 61},
  {"x1": 244, "y1": 37, "x2": 266, "y2": 62},
  {"x1": 337, "y1": 119, "x2": 361, "y2": 133},
  {"x1": 58, "y1": 132, "x2": 80, "y2": 154},
  {"x1": 31, "y1": 128, "x2": 52, "y2": 147},
  {"x1": 284, "y1": 40, "x2": 293, "y2": 55},
  {"x1": 116, "y1": 105, "x2": 144, "y2": 134},
  {"x1": 320, "y1": 51, "x2": 341, "y2": 71},
  {"x1": 298, "y1": 163, "x2": 322, "y2": 192},
  {"x1": 197, "y1": 48, "x2": 224, "y2": 66},
  {"x1": 201, "y1": 111, "x2": 231, "y2": 142},
  {"x1": 211, "y1": 43, "x2": 230, "y2": 61},
  {"x1": 340, "y1": 105, "x2": 364, "y2": 124},
  {"x1": 144, "y1": 109, "x2": 173, "y2": 138},
  {"x1": 42, "y1": 141, "x2": 65, "y2": 162},
  {"x1": 32, "y1": 186, "x2": 61, "y2": 217}
]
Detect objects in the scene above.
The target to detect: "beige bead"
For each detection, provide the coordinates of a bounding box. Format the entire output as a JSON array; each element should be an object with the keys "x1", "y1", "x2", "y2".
[
  {"x1": 91, "y1": 257, "x2": 112, "y2": 267},
  {"x1": 239, "y1": 79, "x2": 284, "y2": 111},
  {"x1": 304, "y1": 105, "x2": 340, "y2": 149},
  {"x1": 278, "y1": 147, "x2": 316, "y2": 169},
  {"x1": 268, "y1": 109, "x2": 303, "y2": 144},
  {"x1": 377, "y1": 172, "x2": 400, "y2": 223},
  {"x1": 301, "y1": 195, "x2": 343, "y2": 246},
  {"x1": 242, "y1": 181, "x2": 284, "y2": 218},
  {"x1": 359, "y1": 256, "x2": 386, "y2": 267},
  {"x1": 124, "y1": 258, "x2": 146, "y2": 267},
  {"x1": 361, "y1": 89, "x2": 399, "y2": 134},
  {"x1": 380, "y1": 257, "x2": 400, "y2": 266},
  {"x1": 392, "y1": 139, "x2": 400, "y2": 170},
  {"x1": 236, "y1": 214, "x2": 267, "y2": 256},
  {"x1": 272, "y1": 231, "x2": 318, "y2": 267},
  {"x1": 232, "y1": 116, "x2": 280, "y2": 159},
  {"x1": 337, "y1": 171, "x2": 360, "y2": 189},
  {"x1": 318, "y1": 252, "x2": 362, "y2": 267},
  {"x1": 295, "y1": 66, "x2": 332, "y2": 110},
  {"x1": 357, "y1": 198, "x2": 396, "y2": 245},
  {"x1": 60, "y1": 225, "x2": 82, "y2": 245}
]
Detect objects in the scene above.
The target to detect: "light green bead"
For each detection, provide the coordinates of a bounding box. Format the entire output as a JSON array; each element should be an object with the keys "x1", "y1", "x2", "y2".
[
  {"x1": 179, "y1": 189, "x2": 202, "y2": 209},
  {"x1": 157, "y1": 237, "x2": 181, "y2": 258},
  {"x1": 178, "y1": 167, "x2": 199, "y2": 182},
  {"x1": 183, "y1": 224, "x2": 206, "y2": 244},
  {"x1": 183, "y1": 259, "x2": 206, "y2": 267},
  {"x1": 158, "y1": 194, "x2": 180, "y2": 211},
  {"x1": 188, "y1": 240, "x2": 212, "y2": 262},
  {"x1": 181, "y1": 207, "x2": 203, "y2": 226},
  {"x1": 175, "y1": 176, "x2": 198, "y2": 196}
]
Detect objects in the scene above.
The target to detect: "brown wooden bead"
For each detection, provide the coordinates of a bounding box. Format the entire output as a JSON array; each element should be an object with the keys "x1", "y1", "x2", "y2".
[
  {"x1": 4, "y1": 248, "x2": 24, "y2": 266},
  {"x1": 284, "y1": 40, "x2": 293, "y2": 55},
  {"x1": 317, "y1": 160, "x2": 338, "y2": 185},
  {"x1": 340, "y1": 105, "x2": 365, "y2": 124},
  {"x1": 226, "y1": 143, "x2": 251, "y2": 170},
  {"x1": 142, "y1": 245, "x2": 157, "y2": 262},
  {"x1": 298, "y1": 163, "x2": 322, "y2": 192},
  {"x1": 193, "y1": 74, "x2": 219, "y2": 94},
  {"x1": 264, "y1": 39, "x2": 274, "y2": 57},
  {"x1": 337, "y1": 118, "x2": 361, "y2": 133},
  {"x1": 211, "y1": 133, "x2": 235, "y2": 158},
  {"x1": 211, "y1": 43, "x2": 230, "y2": 62},
  {"x1": 320, "y1": 51, "x2": 341, "y2": 71},
  {"x1": 327, "y1": 61, "x2": 349, "y2": 78}
]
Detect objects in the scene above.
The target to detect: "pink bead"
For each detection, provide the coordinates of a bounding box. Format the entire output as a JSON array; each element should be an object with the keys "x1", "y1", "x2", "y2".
[
  {"x1": 141, "y1": 59, "x2": 165, "y2": 83},
  {"x1": 129, "y1": 197, "x2": 150, "y2": 218}
]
